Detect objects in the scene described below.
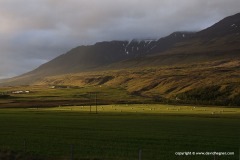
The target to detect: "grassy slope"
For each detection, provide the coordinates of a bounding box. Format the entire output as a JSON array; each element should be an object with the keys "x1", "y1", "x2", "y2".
[
  {"x1": 0, "y1": 105, "x2": 239, "y2": 160},
  {"x1": 32, "y1": 58, "x2": 240, "y2": 106}
]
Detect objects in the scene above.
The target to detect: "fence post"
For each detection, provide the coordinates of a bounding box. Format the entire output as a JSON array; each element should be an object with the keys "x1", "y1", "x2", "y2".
[
  {"x1": 23, "y1": 139, "x2": 26, "y2": 152},
  {"x1": 139, "y1": 148, "x2": 142, "y2": 160},
  {"x1": 70, "y1": 144, "x2": 74, "y2": 160}
]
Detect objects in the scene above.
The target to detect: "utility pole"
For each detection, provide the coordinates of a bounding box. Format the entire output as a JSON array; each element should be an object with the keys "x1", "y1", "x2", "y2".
[
  {"x1": 88, "y1": 92, "x2": 98, "y2": 114},
  {"x1": 95, "y1": 92, "x2": 98, "y2": 114},
  {"x1": 89, "y1": 92, "x2": 92, "y2": 113}
]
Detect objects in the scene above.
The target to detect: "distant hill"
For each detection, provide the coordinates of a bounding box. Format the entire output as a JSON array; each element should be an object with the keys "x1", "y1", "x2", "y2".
[{"x1": 0, "y1": 13, "x2": 240, "y2": 106}]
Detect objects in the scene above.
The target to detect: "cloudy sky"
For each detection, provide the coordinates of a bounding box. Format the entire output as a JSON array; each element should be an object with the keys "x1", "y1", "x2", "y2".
[{"x1": 0, "y1": 0, "x2": 240, "y2": 78}]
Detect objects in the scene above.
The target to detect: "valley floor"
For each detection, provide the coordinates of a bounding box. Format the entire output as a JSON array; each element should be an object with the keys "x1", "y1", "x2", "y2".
[{"x1": 0, "y1": 104, "x2": 239, "y2": 160}]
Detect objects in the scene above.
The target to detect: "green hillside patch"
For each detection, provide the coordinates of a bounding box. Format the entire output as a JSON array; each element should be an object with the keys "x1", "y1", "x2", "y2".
[{"x1": 177, "y1": 84, "x2": 240, "y2": 106}]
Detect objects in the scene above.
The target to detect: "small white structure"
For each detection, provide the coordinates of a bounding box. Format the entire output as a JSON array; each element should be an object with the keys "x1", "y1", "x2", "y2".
[{"x1": 12, "y1": 90, "x2": 30, "y2": 94}]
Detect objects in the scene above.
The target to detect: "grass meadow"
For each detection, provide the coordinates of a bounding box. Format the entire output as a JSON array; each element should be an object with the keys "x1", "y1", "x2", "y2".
[{"x1": 0, "y1": 104, "x2": 239, "y2": 160}]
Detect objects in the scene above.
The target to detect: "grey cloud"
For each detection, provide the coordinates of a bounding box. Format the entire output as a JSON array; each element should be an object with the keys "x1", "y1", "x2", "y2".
[{"x1": 0, "y1": 0, "x2": 240, "y2": 78}]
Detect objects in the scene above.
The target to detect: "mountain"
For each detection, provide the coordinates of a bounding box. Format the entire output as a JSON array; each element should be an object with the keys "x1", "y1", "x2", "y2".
[
  {"x1": 0, "y1": 13, "x2": 240, "y2": 106},
  {"x1": 0, "y1": 31, "x2": 195, "y2": 85},
  {"x1": 28, "y1": 31, "x2": 195, "y2": 73}
]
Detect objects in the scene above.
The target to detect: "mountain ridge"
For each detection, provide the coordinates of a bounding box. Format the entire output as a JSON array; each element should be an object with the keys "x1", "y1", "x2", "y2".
[
  {"x1": 1, "y1": 31, "x2": 195, "y2": 85},
  {"x1": 1, "y1": 13, "x2": 240, "y2": 88}
]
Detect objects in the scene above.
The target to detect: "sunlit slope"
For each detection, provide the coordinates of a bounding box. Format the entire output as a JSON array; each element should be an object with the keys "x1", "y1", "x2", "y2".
[{"x1": 34, "y1": 59, "x2": 240, "y2": 106}]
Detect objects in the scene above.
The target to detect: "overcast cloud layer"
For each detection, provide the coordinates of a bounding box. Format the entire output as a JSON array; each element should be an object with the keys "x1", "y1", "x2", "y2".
[{"x1": 0, "y1": 0, "x2": 240, "y2": 78}]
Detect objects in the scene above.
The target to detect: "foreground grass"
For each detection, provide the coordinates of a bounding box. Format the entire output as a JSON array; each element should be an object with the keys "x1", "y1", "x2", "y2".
[{"x1": 0, "y1": 104, "x2": 239, "y2": 160}]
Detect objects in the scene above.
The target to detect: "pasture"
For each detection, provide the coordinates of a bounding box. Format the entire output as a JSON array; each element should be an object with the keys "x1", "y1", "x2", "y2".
[{"x1": 0, "y1": 104, "x2": 239, "y2": 160}]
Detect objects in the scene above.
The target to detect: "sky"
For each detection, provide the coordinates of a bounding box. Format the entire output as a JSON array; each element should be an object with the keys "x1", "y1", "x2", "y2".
[{"x1": 0, "y1": 0, "x2": 240, "y2": 79}]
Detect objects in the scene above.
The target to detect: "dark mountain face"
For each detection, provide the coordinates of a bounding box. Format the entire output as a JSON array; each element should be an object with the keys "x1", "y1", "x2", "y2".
[
  {"x1": 151, "y1": 32, "x2": 195, "y2": 54},
  {"x1": 29, "y1": 40, "x2": 156, "y2": 75},
  {"x1": 1, "y1": 12, "x2": 240, "y2": 86},
  {"x1": 27, "y1": 31, "x2": 193, "y2": 77},
  {"x1": 196, "y1": 13, "x2": 240, "y2": 38}
]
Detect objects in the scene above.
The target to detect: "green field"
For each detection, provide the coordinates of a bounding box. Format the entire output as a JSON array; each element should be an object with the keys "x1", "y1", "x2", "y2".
[
  {"x1": 0, "y1": 85, "x2": 152, "y2": 108},
  {"x1": 0, "y1": 104, "x2": 239, "y2": 160}
]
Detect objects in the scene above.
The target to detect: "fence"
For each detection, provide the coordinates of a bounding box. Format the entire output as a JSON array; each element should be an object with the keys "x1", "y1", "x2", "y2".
[{"x1": 0, "y1": 140, "x2": 238, "y2": 160}]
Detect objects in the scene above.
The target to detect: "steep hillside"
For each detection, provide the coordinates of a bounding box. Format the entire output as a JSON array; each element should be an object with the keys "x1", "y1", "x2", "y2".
[
  {"x1": 196, "y1": 12, "x2": 240, "y2": 38},
  {"x1": 34, "y1": 58, "x2": 240, "y2": 106},
  {"x1": 143, "y1": 13, "x2": 240, "y2": 58}
]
